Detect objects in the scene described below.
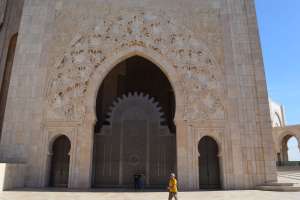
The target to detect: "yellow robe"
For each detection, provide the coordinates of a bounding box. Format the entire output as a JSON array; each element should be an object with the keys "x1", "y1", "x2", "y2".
[{"x1": 168, "y1": 178, "x2": 178, "y2": 193}]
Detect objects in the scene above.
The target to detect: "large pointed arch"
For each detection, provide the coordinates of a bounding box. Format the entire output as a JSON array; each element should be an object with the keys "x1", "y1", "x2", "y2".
[
  {"x1": 89, "y1": 50, "x2": 179, "y2": 188},
  {"x1": 84, "y1": 47, "x2": 185, "y2": 126}
]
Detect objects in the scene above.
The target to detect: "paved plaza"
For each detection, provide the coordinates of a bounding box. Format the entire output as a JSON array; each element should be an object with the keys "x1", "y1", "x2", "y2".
[
  {"x1": 0, "y1": 171, "x2": 299, "y2": 200},
  {"x1": 0, "y1": 189, "x2": 299, "y2": 200},
  {"x1": 278, "y1": 170, "x2": 300, "y2": 187}
]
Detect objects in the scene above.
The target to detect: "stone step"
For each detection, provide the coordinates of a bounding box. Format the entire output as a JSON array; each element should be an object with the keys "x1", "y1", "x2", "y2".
[
  {"x1": 264, "y1": 182, "x2": 294, "y2": 186},
  {"x1": 257, "y1": 184, "x2": 300, "y2": 192}
]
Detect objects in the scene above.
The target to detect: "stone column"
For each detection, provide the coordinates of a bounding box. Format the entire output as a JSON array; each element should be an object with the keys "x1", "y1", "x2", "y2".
[
  {"x1": 281, "y1": 145, "x2": 288, "y2": 162},
  {"x1": 175, "y1": 119, "x2": 191, "y2": 190},
  {"x1": 244, "y1": 0, "x2": 277, "y2": 183},
  {"x1": 221, "y1": 0, "x2": 277, "y2": 188},
  {"x1": 69, "y1": 120, "x2": 94, "y2": 188},
  {"x1": 220, "y1": 0, "x2": 245, "y2": 189}
]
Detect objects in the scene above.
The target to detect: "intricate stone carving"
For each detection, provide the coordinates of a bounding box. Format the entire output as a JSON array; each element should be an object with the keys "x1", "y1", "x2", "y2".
[
  {"x1": 46, "y1": 10, "x2": 225, "y2": 121},
  {"x1": 106, "y1": 92, "x2": 165, "y2": 126}
]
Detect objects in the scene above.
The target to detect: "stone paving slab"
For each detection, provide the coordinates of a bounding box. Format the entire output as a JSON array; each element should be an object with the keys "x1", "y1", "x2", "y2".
[
  {"x1": 278, "y1": 170, "x2": 300, "y2": 186},
  {"x1": 0, "y1": 190, "x2": 300, "y2": 200}
]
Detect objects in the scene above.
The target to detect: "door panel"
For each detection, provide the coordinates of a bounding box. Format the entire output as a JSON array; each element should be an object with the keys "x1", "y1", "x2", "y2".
[
  {"x1": 122, "y1": 120, "x2": 147, "y2": 186},
  {"x1": 198, "y1": 136, "x2": 220, "y2": 189},
  {"x1": 49, "y1": 136, "x2": 71, "y2": 187},
  {"x1": 93, "y1": 135, "x2": 120, "y2": 186}
]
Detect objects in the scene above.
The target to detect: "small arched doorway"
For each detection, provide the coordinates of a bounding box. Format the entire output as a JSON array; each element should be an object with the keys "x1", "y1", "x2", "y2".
[
  {"x1": 198, "y1": 136, "x2": 220, "y2": 189},
  {"x1": 49, "y1": 135, "x2": 71, "y2": 187}
]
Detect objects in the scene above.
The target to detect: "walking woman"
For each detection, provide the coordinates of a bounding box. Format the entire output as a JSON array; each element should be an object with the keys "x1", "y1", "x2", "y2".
[{"x1": 168, "y1": 173, "x2": 178, "y2": 200}]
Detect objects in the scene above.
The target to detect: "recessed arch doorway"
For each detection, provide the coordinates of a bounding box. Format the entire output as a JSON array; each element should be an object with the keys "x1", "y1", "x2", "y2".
[
  {"x1": 198, "y1": 136, "x2": 221, "y2": 189},
  {"x1": 49, "y1": 135, "x2": 71, "y2": 187},
  {"x1": 92, "y1": 56, "x2": 176, "y2": 188}
]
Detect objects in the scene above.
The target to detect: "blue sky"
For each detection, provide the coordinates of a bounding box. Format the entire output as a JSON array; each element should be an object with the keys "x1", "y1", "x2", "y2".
[
  {"x1": 255, "y1": 0, "x2": 300, "y2": 160},
  {"x1": 255, "y1": 0, "x2": 300, "y2": 125}
]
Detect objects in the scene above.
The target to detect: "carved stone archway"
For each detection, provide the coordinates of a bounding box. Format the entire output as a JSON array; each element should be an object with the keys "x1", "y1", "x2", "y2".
[
  {"x1": 46, "y1": 11, "x2": 224, "y2": 123},
  {"x1": 45, "y1": 11, "x2": 224, "y2": 188},
  {"x1": 85, "y1": 48, "x2": 185, "y2": 126}
]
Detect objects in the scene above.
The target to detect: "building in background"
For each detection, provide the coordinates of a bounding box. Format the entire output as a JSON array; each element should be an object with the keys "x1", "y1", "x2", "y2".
[{"x1": 269, "y1": 99, "x2": 300, "y2": 165}]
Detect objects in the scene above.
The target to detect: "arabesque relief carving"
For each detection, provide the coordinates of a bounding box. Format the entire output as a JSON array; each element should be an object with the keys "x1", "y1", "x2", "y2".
[{"x1": 46, "y1": 10, "x2": 225, "y2": 121}]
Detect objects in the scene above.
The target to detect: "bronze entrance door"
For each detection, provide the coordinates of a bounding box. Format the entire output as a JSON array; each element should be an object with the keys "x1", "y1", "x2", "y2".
[
  {"x1": 49, "y1": 135, "x2": 71, "y2": 187},
  {"x1": 93, "y1": 120, "x2": 148, "y2": 187},
  {"x1": 198, "y1": 136, "x2": 220, "y2": 189},
  {"x1": 121, "y1": 120, "x2": 147, "y2": 186},
  {"x1": 92, "y1": 93, "x2": 176, "y2": 188}
]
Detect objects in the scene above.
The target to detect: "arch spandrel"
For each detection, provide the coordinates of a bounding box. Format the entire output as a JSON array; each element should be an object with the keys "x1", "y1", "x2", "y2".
[{"x1": 46, "y1": 10, "x2": 225, "y2": 123}]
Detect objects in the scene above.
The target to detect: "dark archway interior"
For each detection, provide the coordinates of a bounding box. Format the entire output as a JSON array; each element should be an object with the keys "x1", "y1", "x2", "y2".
[
  {"x1": 94, "y1": 56, "x2": 176, "y2": 133},
  {"x1": 49, "y1": 135, "x2": 71, "y2": 187},
  {"x1": 198, "y1": 136, "x2": 220, "y2": 189},
  {"x1": 92, "y1": 56, "x2": 177, "y2": 188}
]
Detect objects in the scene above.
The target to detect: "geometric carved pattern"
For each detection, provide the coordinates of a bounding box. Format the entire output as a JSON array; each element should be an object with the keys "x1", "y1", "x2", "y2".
[
  {"x1": 46, "y1": 10, "x2": 225, "y2": 121},
  {"x1": 106, "y1": 92, "x2": 165, "y2": 126}
]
